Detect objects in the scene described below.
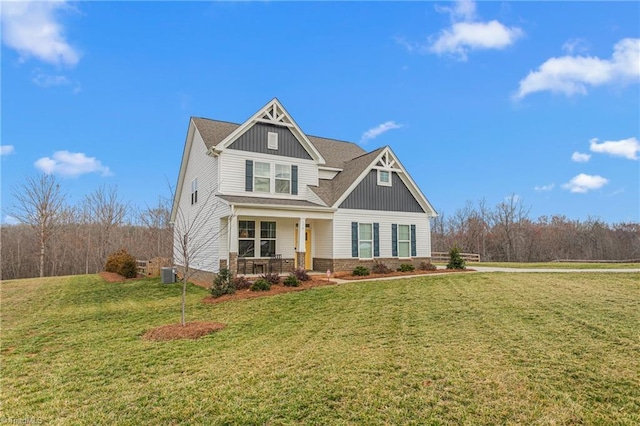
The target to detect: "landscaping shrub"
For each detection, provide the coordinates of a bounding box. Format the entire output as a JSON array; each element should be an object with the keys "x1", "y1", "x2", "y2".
[
  {"x1": 371, "y1": 261, "x2": 391, "y2": 274},
  {"x1": 283, "y1": 274, "x2": 300, "y2": 287},
  {"x1": 293, "y1": 268, "x2": 310, "y2": 281},
  {"x1": 260, "y1": 272, "x2": 281, "y2": 285},
  {"x1": 398, "y1": 263, "x2": 415, "y2": 272},
  {"x1": 447, "y1": 246, "x2": 466, "y2": 270},
  {"x1": 352, "y1": 266, "x2": 370, "y2": 276},
  {"x1": 250, "y1": 279, "x2": 271, "y2": 292},
  {"x1": 211, "y1": 268, "x2": 235, "y2": 298},
  {"x1": 419, "y1": 261, "x2": 437, "y2": 271},
  {"x1": 232, "y1": 275, "x2": 252, "y2": 290},
  {"x1": 104, "y1": 249, "x2": 138, "y2": 278}
]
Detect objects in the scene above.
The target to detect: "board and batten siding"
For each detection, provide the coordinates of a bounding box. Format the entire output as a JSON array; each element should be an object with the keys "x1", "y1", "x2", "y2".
[
  {"x1": 174, "y1": 129, "x2": 228, "y2": 273},
  {"x1": 228, "y1": 123, "x2": 313, "y2": 160},
  {"x1": 218, "y1": 149, "x2": 318, "y2": 198},
  {"x1": 339, "y1": 170, "x2": 425, "y2": 213},
  {"x1": 333, "y1": 209, "x2": 431, "y2": 259}
]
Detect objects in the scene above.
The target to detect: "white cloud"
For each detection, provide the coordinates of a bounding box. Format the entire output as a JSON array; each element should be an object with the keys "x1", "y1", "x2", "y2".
[
  {"x1": 1, "y1": 145, "x2": 15, "y2": 156},
  {"x1": 34, "y1": 151, "x2": 112, "y2": 177},
  {"x1": 562, "y1": 38, "x2": 589, "y2": 55},
  {"x1": 0, "y1": 0, "x2": 80, "y2": 67},
  {"x1": 515, "y1": 38, "x2": 640, "y2": 99},
  {"x1": 562, "y1": 173, "x2": 609, "y2": 193},
  {"x1": 32, "y1": 72, "x2": 71, "y2": 87},
  {"x1": 2, "y1": 215, "x2": 20, "y2": 225},
  {"x1": 534, "y1": 183, "x2": 555, "y2": 191},
  {"x1": 435, "y1": 0, "x2": 477, "y2": 22},
  {"x1": 589, "y1": 137, "x2": 640, "y2": 160},
  {"x1": 571, "y1": 152, "x2": 591, "y2": 163},
  {"x1": 360, "y1": 121, "x2": 403, "y2": 144},
  {"x1": 430, "y1": 20, "x2": 524, "y2": 61}
]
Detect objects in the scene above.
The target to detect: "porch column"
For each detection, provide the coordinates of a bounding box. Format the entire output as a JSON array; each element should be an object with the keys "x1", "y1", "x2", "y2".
[
  {"x1": 229, "y1": 213, "x2": 238, "y2": 275},
  {"x1": 296, "y1": 217, "x2": 306, "y2": 269}
]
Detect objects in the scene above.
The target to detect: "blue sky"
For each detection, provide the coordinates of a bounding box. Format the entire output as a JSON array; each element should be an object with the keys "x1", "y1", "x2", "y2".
[{"x1": 2, "y1": 0, "x2": 639, "y2": 224}]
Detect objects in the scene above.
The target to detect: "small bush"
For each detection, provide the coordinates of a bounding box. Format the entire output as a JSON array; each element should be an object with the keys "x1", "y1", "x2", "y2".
[
  {"x1": 260, "y1": 272, "x2": 281, "y2": 285},
  {"x1": 371, "y1": 261, "x2": 391, "y2": 274},
  {"x1": 232, "y1": 275, "x2": 252, "y2": 290},
  {"x1": 283, "y1": 274, "x2": 300, "y2": 287},
  {"x1": 104, "y1": 249, "x2": 138, "y2": 278},
  {"x1": 211, "y1": 268, "x2": 235, "y2": 298},
  {"x1": 398, "y1": 263, "x2": 415, "y2": 272},
  {"x1": 419, "y1": 261, "x2": 437, "y2": 271},
  {"x1": 293, "y1": 268, "x2": 310, "y2": 281},
  {"x1": 352, "y1": 266, "x2": 370, "y2": 276},
  {"x1": 447, "y1": 246, "x2": 466, "y2": 270},
  {"x1": 250, "y1": 279, "x2": 271, "y2": 292}
]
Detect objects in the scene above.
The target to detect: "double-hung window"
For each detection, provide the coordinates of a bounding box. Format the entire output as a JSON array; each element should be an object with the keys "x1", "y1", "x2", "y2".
[
  {"x1": 359, "y1": 223, "x2": 373, "y2": 259},
  {"x1": 260, "y1": 221, "x2": 276, "y2": 257},
  {"x1": 397, "y1": 225, "x2": 411, "y2": 257},
  {"x1": 254, "y1": 162, "x2": 270, "y2": 193},
  {"x1": 238, "y1": 221, "x2": 255, "y2": 257},
  {"x1": 191, "y1": 178, "x2": 198, "y2": 204},
  {"x1": 275, "y1": 164, "x2": 291, "y2": 194}
]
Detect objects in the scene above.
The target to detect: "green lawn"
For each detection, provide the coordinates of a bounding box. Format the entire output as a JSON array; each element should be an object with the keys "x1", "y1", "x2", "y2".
[
  {"x1": 467, "y1": 261, "x2": 640, "y2": 269},
  {"x1": 2, "y1": 272, "x2": 639, "y2": 424}
]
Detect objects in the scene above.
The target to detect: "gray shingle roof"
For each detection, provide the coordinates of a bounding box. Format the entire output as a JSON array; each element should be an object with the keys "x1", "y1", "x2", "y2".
[
  {"x1": 191, "y1": 117, "x2": 381, "y2": 208},
  {"x1": 217, "y1": 195, "x2": 329, "y2": 209}
]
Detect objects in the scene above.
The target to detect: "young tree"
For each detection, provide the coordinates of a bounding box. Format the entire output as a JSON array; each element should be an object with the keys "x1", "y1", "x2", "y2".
[
  {"x1": 83, "y1": 185, "x2": 128, "y2": 268},
  {"x1": 10, "y1": 174, "x2": 67, "y2": 277}
]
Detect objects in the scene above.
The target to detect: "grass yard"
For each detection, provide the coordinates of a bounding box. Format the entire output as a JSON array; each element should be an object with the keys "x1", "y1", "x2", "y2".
[
  {"x1": 466, "y1": 261, "x2": 640, "y2": 269},
  {"x1": 2, "y1": 272, "x2": 639, "y2": 424}
]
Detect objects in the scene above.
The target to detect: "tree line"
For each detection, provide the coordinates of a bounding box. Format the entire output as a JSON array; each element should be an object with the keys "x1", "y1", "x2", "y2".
[
  {"x1": 1, "y1": 176, "x2": 639, "y2": 280},
  {"x1": 1, "y1": 174, "x2": 172, "y2": 280},
  {"x1": 432, "y1": 195, "x2": 640, "y2": 262}
]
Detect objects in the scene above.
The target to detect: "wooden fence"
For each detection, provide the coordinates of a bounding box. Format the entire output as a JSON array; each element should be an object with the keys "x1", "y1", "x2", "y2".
[
  {"x1": 431, "y1": 252, "x2": 480, "y2": 263},
  {"x1": 136, "y1": 257, "x2": 171, "y2": 277}
]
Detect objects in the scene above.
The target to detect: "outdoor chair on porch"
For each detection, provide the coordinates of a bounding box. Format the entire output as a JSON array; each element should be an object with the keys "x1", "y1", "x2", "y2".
[
  {"x1": 268, "y1": 254, "x2": 283, "y2": 274},
  {"x1": 237, "y1": 257, "x2": 247, "y2": 275}
]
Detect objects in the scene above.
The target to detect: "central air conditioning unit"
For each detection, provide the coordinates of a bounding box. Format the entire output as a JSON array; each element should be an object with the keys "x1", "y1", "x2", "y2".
[{"x1": 161, "y1": 267, "x2": 177, "y2": 284}]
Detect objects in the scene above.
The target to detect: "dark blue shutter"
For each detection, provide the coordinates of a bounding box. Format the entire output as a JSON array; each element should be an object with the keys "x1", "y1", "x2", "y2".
[
  {"x1": 245, "y1": 160, "x2": 253, "y2": 192},
  {"x1": 373, "y1": 223, "x2": 380, "y2": 257},
  {"x1": 392, "y1": 224, "x2": 398, "y2": 257},
  {"x1": 291, "y1": 165, "x2": 298, "y2": 195},
  {"x1": 410, "y1": 224, "x2": 417, "y2": 257},
  {"x1": 351, "y1": 222, "x2": 358, "y2": 258}
]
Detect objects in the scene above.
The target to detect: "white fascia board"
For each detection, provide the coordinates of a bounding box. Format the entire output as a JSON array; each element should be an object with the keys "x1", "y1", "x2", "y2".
[
  {"x1": 171, "y1": 120, "x2": 196, "y2": 222},
  {"x1": 233, "y1": 205, "x2": 335, "y2": 220},
  {"x1": 210, "y1": 98, "x2": 327, "y2": 165},
  {"x1": 318, "y1": 166, "x2": 343, "y2": 172}
]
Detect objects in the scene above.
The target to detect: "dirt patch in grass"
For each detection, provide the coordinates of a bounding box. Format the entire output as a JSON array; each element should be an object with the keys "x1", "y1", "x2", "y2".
[
  {"x1": 142, "y1": 321, "x2": 226, "y2": 341},
  {"x1": 202, "y1": 275, "x2": 338, "y2": 304},
  {"x1": 98, "y1": 271, "x2": 144, "y2": 283},
  {"x1": 335, "y1": 268, "x2": 474, "y2": 280}
]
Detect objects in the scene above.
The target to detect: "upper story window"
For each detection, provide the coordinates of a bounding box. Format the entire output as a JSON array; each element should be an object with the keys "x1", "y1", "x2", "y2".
[
  {"x1": 275, "y1": 164, "x2": 291, "y2": 194},
  {"x1": 254, "y1": 162, "x2": 271, "y2": 192},
  {"x1": 268, "y1": 132, "x2": 278, "y2": 150},
  {"x1": 377, "y1": 170, "x2": 392, "y2": 187},
  {"x1": 191, "y1": 178, "x2": 198, "y2": 204}
]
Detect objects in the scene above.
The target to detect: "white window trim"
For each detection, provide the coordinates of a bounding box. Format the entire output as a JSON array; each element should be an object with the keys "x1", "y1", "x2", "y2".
[
  {"x1": 191, "y1": 178, "x2": 198, "y2": 204},
  {"x1": 359, "y1": 223, "x2": 374, "y2": 259},
  {"x1": 254, "y1": 161, "x2": 271, "y2": 193},
  {"x1": 377, "y1": 169, "x2": 392, "y2": 187},
  {"x1": 397, "y1": 224, "x2": 411, "y2": 259},
  {"x1": 259, "y1": 221, "x2": 277, "y2": 258},
  {"x1": 275, "y1": 164, "x2": 291, "y2": 195},
  {"x1": 268, "y1": 132, "x2": 278, "y2": 150}
]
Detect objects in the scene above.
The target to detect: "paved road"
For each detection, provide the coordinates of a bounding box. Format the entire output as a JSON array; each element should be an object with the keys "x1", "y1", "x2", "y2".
[{"x1": 470, "y1": 266, "x2": 640, "y2": 273}]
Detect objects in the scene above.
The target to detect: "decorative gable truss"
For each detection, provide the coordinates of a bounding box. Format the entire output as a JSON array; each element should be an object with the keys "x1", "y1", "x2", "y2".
[
  {"x1": 335, "y1": 146, "x2": 437, "y2": 217},
  {"x1": 208, "y1": 98, "x2": 326, "y2": 166}
]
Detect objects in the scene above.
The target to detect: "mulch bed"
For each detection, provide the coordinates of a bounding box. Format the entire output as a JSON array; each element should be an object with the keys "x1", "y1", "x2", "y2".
[
  {"x1": 99, "y1": 271, "x2": 129, "y2": 283},
  {"x1": 202, "y1": 275, "x2": 338, "y2": 304},
  {"x1": 142, "y1": 321, "x2": 226, "y2": 341},
  {"x1": 335, "y1": 268, "x2": 474, "y2": 280}
]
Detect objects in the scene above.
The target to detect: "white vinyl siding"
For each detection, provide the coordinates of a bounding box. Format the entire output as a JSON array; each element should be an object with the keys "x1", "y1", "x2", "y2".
[
  {"x1": 219, "y1": 149, "x2": 317, "y2": 199},
  {"x1": 312, "y1": 219, "x2": 333, "y2": 258},
  {"x1": 174, "y1": 127, "x2": 226, "y2": 273},
  {"x1": 333, "y1": 209, "x2": 431, "y2": 259}
]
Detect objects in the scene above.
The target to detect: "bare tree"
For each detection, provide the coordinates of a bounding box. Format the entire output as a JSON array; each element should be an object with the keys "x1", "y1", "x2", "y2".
[
  {"x1": 83, "y1": 185, "x2": 128, "y2": 269},
  {"x1": 10, "y1": 174, "x2": 67, "y2": 277},
  {"x1": 171, "y1": 188, "x2": 229, "y2": 326}
]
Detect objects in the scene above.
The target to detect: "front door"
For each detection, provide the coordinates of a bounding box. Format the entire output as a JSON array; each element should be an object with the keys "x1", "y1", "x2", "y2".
[{"x1": 294, "y1": 226, "x2": 312, "y2": 269}]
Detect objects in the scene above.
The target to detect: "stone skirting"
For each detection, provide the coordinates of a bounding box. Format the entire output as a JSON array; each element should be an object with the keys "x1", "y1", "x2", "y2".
[{"x1": 313, "y1": 257, "x2": 432, "y2": 273}]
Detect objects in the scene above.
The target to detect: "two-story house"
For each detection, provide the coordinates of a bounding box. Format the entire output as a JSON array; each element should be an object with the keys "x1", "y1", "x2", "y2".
[{"x1": 171, "y1": 98, "x2": 437, "y2": 278}]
